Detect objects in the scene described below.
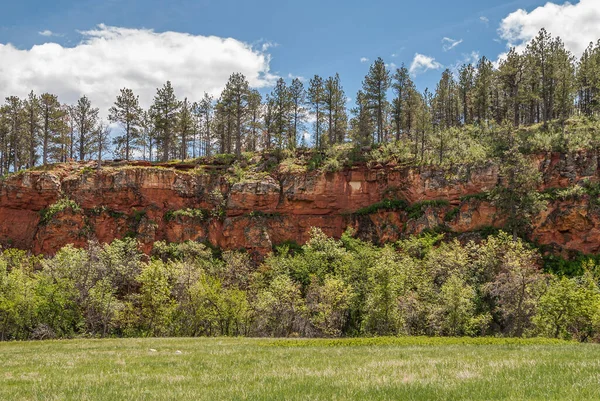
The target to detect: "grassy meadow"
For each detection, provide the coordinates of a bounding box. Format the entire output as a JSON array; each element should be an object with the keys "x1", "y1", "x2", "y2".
[{"x1": 1, "y1": 337, "x2": 600, "y2": 400}]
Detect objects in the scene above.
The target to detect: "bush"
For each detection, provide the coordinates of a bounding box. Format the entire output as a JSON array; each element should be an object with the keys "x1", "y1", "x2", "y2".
[{"x1": 39, "y1": 198, "x2": 82, "y2": 225}]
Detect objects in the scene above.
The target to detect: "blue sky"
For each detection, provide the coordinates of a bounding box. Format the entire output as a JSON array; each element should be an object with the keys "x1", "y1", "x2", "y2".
[{"x1": 1, "y1": 0, "x2": 599, "y2": 113}]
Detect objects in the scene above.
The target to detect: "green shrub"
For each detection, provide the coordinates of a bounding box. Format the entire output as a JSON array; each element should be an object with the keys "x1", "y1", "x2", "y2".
[
  {"x1": 460, "y1": 192, "x2": 489, "y2": 202},
  {"x1": 164, "y1": 208, "x2": 208, "y2": 222},
  {"x1": 444, "y1": 207, "x2": 460, "y2": 222},
  {"x1": 406, "y1": 200, "x2": 450, "y2": 220},
  {"x1": 39, "y1": 198, "x2": 82, "y2": 225}
]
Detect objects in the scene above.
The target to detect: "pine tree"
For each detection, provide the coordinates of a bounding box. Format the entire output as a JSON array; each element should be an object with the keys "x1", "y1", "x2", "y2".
[
  {"x1": 552, "y1": 37, "x2": 575, "y2": 127},
  {"x1": 224, "y1": 73, "x2": 249, "y2": 157},
  {"x1": 150, "y1": 81, "x2": 180, "y2": 162},
  {"x1": 270, "y1": 78, "x2": 292, "y2": 150},
  {"x1": 263, "y1": 94, "x2": 274, "y2": 149},
  {"x1": 4, "y1": 96, "x2": 25, "y2": 171},
  {"x1": 109, "y1": 88, "x2": 143, "y2": 161},
  {"x1": 0, "y1": 104, "x2": 10, "y2": 175},
  {"x1": 40, "y1": 93, "x2": 67, "y2": 165},
  {"x1": 433, "y1": 69, "x2": 459, "y2": 130},
  {"x1": 391, "y1": 64, "x2": 414, "y2": 141},
  {"x1": 196, "y1": 93, "x2": 214, "y2": 156},
  {"x1": 362, "y1": 57, "x2": 390, "y2": 143},
  {"x1": 324, "y1": 74, "x2": 347, "y2": 146},
  {"x1": 177, "y1": 98, "x2": 195, "y2": 161},
  {"x1": 95, "y1": 122, "x2": 112, "y2": 168},
  {"x1": 23, "y1": 91, "x2": 41, "y2": 168},
  {"x1": 73, "y1": 96, "x2": 99, "y2": 161},
  {"x1": 350, "y1": 90, "x2": 372, "y2": 146},
  {"x1": 247, "y1": 90, "x2": 262, "y2": 152},
  {"x1": 289, "y1": 78, "x2": 306, "y2": 149},
  {"x1": 498, "y1": 48, "x2": 525, "y2": 127},
  {"x1": 528, "y1": 29, "x2": 554, "y2": 128},
  {"x1": 307, "y1": 75, "x2": 325, "y2": 148},
  {"x1": 458, "y1": 64, "x2": 476, "y2": 124},
  {"x1": 474, "y1": 57, "x2": 494, "y2": 123}
]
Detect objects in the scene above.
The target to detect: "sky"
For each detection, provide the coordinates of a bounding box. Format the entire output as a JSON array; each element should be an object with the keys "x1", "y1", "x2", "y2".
[{"x1": 1, "y1": 0, "x2": 600, "y2": 116}]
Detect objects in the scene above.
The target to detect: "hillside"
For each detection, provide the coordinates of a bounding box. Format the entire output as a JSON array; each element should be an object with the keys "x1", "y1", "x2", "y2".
[{"x1": 1, "y1": 148, "x2": 599, "y2": 257}]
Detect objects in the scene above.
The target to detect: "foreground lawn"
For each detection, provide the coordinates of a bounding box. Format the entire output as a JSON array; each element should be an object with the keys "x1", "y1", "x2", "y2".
[{"x1": 1, "y1": 337, "x2": 599, "y2": 400}]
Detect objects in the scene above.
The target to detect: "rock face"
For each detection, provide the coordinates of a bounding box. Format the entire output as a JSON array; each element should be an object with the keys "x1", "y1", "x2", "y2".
[{"x1": 0, "y1": 151, "x2": 599, "y2": 256}]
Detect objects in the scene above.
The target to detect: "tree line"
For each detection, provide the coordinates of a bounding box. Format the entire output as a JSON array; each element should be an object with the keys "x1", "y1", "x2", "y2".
[
  {"x1": 1, "y1": 28, "x2": 600, "y2": 175},
  {"x1": 1, "y1": 229, "x2": 599, "y2": 341}
]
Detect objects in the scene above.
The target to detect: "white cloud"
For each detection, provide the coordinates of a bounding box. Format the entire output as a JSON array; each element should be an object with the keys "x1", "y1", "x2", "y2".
[
  {"x1": 360, "y1": 57, "x2": 369, "y2": 63},
  {"x1": 449, "y1": 51, "x2": 481, "y2": 74},
  {"x1": 480, "y1": 16, "x2": 489, "y2": 24},
  {"x1": 499, "y1": 0, "x2": 600, "y2": 57},
  {"x1": 38, "y1": 30, "x2": 55, "y2": 37},
  {"x1": 0, "y1": 24, "x2": 276, "y2": 116},
  {"x1": 287, "y1": 73, "x2": 305, "y2": 82},
  {"x1": 409, "y1": 53, "x2": 443, "y2": 76},
  {"x1": 442, "y1": 37, "x2": 463, "y2": 51}
]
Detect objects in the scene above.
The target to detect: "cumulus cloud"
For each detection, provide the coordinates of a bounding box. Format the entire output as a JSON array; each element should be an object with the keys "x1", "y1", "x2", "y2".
[
  {"x1": 409, "y1": 53, "x2": 443, "y2": 76},
  {"x1": 0, "y1": 24, "x2": 276, "y2": 116},
  {"x1": 499, "y1": 0, "x2": 600, "y2": 57},
  {"x1": 360, "y1": 57, "x2": 369, "y2": 63},
  {"x1": 442, "y1": 37, "x2": 463, "y2": 51}
]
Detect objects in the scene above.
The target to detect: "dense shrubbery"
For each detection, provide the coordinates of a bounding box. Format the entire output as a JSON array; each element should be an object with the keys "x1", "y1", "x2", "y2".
[{"x1": 2, "y1": 229, "x2": 600, "y2": 341}]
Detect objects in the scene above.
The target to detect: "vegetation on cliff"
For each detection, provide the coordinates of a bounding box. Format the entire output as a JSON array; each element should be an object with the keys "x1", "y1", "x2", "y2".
[
  {"x1": 2, "y1": 229, "x2": 600, "y2": 341},
  {"x1": 1, "y1": 29, "x2": 600, "y2": 176}
]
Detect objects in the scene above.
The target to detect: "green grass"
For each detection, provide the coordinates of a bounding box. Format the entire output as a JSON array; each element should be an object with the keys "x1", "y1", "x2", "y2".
[{"x1": 1, "y1": 337, "x2": 599, "y2": 400}]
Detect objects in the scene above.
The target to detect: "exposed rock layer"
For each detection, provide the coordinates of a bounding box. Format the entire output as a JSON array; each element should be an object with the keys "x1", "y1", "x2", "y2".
[{"x1": 1, "y1": 151, "x2": 599, "y2": 256}]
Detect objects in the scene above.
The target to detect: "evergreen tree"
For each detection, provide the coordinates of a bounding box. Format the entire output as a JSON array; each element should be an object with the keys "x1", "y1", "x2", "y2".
[
  {"x1": 350, "y1": 90, "x2": 372, "y2": 146},
  {"x1": 247, "y1": 90, "x2": 262, "y2": 152},
  {"x1": 474, "y1": 57, "x2": 494, "y2": 123},
  {"x1": 196, "y1": 93, "x2": 214, "y2": 156},
  {"x1": 150, "y1": 81, "x2": 180, "y2": 162},
  {"x1": 324, "y1": 74, "x2": 347, "y2": 145},
  {"x1": 491, "y1": 125, "x2": 547, "y2": 239},
  {"x1": 458, "y1": 64, "x2": 476, "y2": 124},
  {"x1": 4, "y1": 96, "x2": 25, "y2": 171},
  {"x1": 433, "y1": 69, "x2": 459, "y2": 130},
  {"x1": 95, "y1": 122, "x2": 112, "y2": 168},
  {"x1": 528, "y1": 29, "x2": 555, "y2": 128},
  {"x1": 177, "y1": 98, "x2": 195, "y2": 161},
  {"x1": 362, "y1": 57, "x2": 390, "y2": 143},
  {"x1": 23, "y1": 91, "x2": 41, "y2": 168},
  {"x1": 498, "y1": 49, "x2": 525, "y2": 127},
  {"x1": 270, "y1": 78, "x2": 292, "y2": 150},
  {"x1": 39, "y1": 93, "x2": 67, "y2": 165},
  {"x1": 289, "y1": 78, "x2": 306, "y2": 149},
  {"x1": 109, "y1": 88, "x2": 143, "y2": 161},
  {"x1": 224, "y1": 73, "x2": 250, "y2": 157},
  {"x1": 73, "y1": 96, "x2": 99, "y2": 161},
  {"x1": 307, "y1": 75, "x2": 325, "y2": 148},
  {"x1": 391, "y1": 64, "x2": 414, "y2": 141}
]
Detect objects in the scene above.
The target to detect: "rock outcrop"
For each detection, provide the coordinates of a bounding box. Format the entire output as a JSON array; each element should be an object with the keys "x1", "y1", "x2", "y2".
[{"x1": 0, "y1": 151, "x2": 599, "y2": 256}]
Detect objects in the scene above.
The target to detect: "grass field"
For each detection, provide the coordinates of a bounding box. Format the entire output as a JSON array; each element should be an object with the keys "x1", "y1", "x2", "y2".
[{"x1": 1, "y1": 337, "x2": 600, "y2": 400}]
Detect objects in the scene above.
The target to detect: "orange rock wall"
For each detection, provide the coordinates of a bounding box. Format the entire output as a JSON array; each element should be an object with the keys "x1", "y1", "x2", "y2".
[{"x1": 0, "y1": 151, "x2": 599, "y2": 256}]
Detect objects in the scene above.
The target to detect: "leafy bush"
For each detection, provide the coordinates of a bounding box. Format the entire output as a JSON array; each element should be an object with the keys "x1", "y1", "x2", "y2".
[
  {"x1": 39, "y1": 198, "x2": 82, "y2": 225},
  {"x1": 164, "y1": 208, "x2": 208, "y2": 222}
]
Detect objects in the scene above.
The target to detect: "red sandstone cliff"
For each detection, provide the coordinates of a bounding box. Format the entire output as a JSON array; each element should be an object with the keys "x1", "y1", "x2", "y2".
[{"x1": 0, "y1": 151, "x2": 598, "y2": 256}]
